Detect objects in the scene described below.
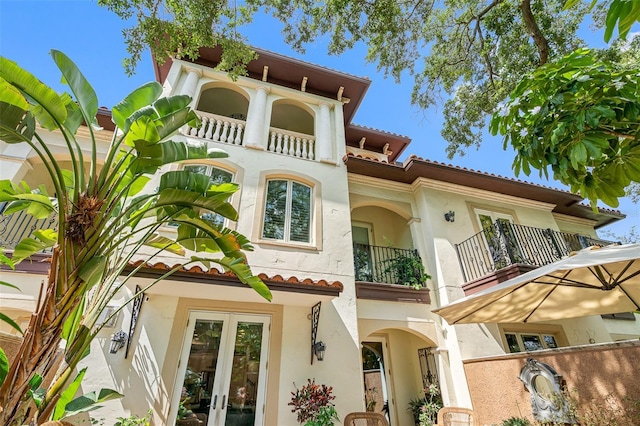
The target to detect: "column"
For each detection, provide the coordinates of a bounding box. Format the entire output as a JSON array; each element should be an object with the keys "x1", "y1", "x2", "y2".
[
  {"x1": 182, "y1": 67, "x2": 202, "y2": 105},
  {"x1": 243, "y1": 85, "x2": 270, "y2": 149},
  {"x1": 333, "y1": 101, "x2": 347, "y2": 159},
  {"x1": 316, "y1": 102, "x2": 333, "y2": 163}
]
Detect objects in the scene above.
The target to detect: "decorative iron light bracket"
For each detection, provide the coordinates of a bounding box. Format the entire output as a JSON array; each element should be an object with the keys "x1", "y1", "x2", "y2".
[
  {"x1": 125, "y1": 285, "x2": 145, "y2": 359},
  {"x1": 310, "y1": 302, "x2": 321, "y2": 364}
]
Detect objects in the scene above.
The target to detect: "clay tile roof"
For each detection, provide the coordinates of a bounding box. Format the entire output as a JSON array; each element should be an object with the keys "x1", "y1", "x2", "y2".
[
  {"x1": 127, "y1": 260, "x2": 344, "y2": 295},
  {"x1": 344, "y1": 154, "x2": 624, "y2": 229}
]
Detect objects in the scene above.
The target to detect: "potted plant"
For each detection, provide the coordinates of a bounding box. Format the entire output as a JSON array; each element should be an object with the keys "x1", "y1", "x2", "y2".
[
  {"x1": 289, "y1": 379, "x2": 340, "y2": 426},
  {"x1": 408, "y1": 384, "x2": 442, "y2": 426}
]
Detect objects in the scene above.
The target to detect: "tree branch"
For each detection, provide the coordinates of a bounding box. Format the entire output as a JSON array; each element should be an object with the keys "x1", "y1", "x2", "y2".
[{"x1": 520, "y1": 0, "x2": 549, "y2": 65}]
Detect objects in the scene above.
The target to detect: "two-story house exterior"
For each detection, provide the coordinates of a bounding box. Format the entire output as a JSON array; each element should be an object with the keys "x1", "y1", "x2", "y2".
[{"x1": 1, "y1": 46, "x2": 638, "y2": 426}]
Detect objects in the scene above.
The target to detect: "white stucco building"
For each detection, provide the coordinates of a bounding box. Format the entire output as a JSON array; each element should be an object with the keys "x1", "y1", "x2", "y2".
[{"x1": 1, "y1": 47, "x2": 638, "y2": 426}]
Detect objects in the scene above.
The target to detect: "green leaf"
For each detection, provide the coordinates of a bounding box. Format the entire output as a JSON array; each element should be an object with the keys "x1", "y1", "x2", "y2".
[
  {"x1": 79, "y1": 256, "x2": 107, "y2": 290},
  {"x1": 0, "y1": 57, "x2": 66, "y2": 129},
  {"x1": 61, "y1": 388, "x2": 124, "y2": 418},
  {"x1": 198, "y1": 256, "x2": 272, "y2": 301},
  {"x1": 144, "y1": 234, "x2": 186, "y2": 255},
  {"x1": 50, "y1": 50, "x2": 98, "y2": 127},
  {"x1": 0, "y1": 312, "x2": 23, "y2": 335},
  {"x1": 53, "y1": 368, "x2": 87, "y2": 420},
  {"x1": 62, "y1": 296, "x2": 85, "y2": 343},
  {"x1": 0, "y1": 348, "x2": 8, "y2": 386},
  {"x1": 11, "y1": 233, "x2": 57, "y2": 265},
  {"x1": 113, "y1": 81, "x2": 163, "y2": 132}
]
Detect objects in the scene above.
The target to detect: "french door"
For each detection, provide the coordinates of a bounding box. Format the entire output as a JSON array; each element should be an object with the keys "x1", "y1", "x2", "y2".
[{"x1": 172, "y1": 312, "x2": 270, "y2": 426}]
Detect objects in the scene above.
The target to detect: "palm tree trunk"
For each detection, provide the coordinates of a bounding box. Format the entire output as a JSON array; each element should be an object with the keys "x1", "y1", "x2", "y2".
[{"x1": 0, "y1": 248, "x2": 67, "y2": 426}]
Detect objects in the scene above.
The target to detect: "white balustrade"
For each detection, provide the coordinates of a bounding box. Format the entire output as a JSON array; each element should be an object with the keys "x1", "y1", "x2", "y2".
[
  {"x1": 267, "y1": 128, "x2": 316, "y2": 160},
  {"x1": 182, "y1": 111, "x2": 245, "y2": 146},
  {"x1": 182, "y1": 112, "x2": 317, "y2": 161}
]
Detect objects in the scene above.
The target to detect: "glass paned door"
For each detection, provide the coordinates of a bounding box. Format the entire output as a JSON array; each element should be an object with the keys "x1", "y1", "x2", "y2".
[{"x1": 173, "y1": 313, "x2": 270, "y2": 426}]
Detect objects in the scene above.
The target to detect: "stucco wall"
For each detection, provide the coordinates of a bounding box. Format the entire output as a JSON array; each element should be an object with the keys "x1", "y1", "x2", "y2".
[{"x1": 463, "y1": 340, "x2": 640, "y2": 425}]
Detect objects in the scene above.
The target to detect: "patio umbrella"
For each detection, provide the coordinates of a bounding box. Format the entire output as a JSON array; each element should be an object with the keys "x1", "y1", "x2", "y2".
[{"x1": 433, "y1": 243, "x2": 640, "y2": 324}]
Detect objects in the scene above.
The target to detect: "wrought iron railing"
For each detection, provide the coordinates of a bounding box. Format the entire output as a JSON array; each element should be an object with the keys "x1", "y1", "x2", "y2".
[
  {"x1": 353, "y1": 243, "x2": 426, "y2": 286},
  {"x1": 455, "y1": 221, "x2": 619, "y2": 282},
  {"x1": 0, "y1": 202, "x2": 58, "y2": 252}
]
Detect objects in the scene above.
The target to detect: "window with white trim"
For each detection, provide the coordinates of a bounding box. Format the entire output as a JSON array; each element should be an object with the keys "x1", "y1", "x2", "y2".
[
  {"x1": 262, "y1": 179, "x2": 312, "y2": 243},
  {"x1": 183, "y1": 164, "x2": 234, "y2": 228},
  {"x1": 504, "y1": 332, "x2": 559, "y2": 353}
]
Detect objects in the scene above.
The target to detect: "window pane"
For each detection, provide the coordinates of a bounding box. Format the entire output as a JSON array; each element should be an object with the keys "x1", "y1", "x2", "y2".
[
  {"x1": 185, "y1": 166, "x2": 234, "y2": 228},
  {"x1": 209, "y1": 168, "x2": 233, "y2": 185},
  {"x1": 521, "y1": 334, "x2": 544, "y2": 351},
  {"x1": 185, "y1": 165, "x2": 208, "y2": 175},
  {"x1": 505, "y1": 333, "x2": 521, "y2": 353},
  {"x1": 290, "y1": 182, "x2": 311, "y2": 243},
  {"x1": 543, "y1": 335, "x2": 558, "y2": 349},
  {"x1": 262, "y1": 180, "x2": 287, "y2": 240}
]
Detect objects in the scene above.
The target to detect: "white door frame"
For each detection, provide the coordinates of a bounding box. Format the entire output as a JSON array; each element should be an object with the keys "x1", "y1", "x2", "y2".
[
  {"x1": 169, "y1": 311, "x2": 271, "y2": 426},
  {"x1": 362, "y1": 335, "x2": 396, "y2": 425}
]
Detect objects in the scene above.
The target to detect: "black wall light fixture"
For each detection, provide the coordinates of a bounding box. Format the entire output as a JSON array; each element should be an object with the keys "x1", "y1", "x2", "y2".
[{"x1": 444, "y1": 211, "x2": 455, "y2": 222}]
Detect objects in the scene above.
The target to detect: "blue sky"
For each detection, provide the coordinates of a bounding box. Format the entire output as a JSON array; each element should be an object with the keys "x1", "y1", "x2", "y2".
[{"x1": 0, "y1": 0, "x2": 637, "y2": 237}]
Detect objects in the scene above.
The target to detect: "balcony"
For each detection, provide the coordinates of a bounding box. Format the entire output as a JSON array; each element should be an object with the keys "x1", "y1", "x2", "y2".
[
  {"x1": 353, "y1": 243, "x2": 430, "y2": 303},
  {"x1": 0, "y1": 202, "x2": 58, "y2": 258},
  {"x1": 455, "y1": 221, "x2": 618, "y2": 284}
]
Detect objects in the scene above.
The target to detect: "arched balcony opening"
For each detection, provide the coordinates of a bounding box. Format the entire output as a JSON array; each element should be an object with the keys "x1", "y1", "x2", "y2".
[
  {"x1": 188, "y1": 86, "x2": 249, "y2": 146},
  {"x1": 351, "y1": 206, "x2": 426, "y2": 288},
  {"x1": 267, "y1": 100, "x2": 316, "y2": 160}
]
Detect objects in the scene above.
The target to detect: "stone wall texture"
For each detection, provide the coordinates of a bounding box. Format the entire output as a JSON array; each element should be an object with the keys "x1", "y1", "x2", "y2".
[{"x1": 463, "y1": 340, "x2": 640, "y2": 425}]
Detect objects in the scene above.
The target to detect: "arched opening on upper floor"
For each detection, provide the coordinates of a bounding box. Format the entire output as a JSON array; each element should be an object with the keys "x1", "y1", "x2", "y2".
[
  {"x1": 351, "y1": 205, "x2": 426, "y2": 287},
  {"x1": 269, "y1": 100, "x2": 314, "y2": 136},
  {"x1": 197, "y1": 85, "x2": 249, "y2": 120}
]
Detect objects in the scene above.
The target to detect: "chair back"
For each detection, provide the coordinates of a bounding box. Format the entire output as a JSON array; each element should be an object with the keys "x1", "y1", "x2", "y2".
[
  {"x1": 344, "y1": 412, "x2": 389, "y2": 426},
  {"x1": 437, "y1": 406, "x2": 475, "y2": 426}
]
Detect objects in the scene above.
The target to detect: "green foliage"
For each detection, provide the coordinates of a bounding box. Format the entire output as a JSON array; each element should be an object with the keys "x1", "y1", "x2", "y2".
[
  {"x1": 0, "y1": 348, "x2": 8, "y2": 386},
  {"x1": 289, "y1": 379, "x2": 337, "y2": 425},
  {"x1": 97, "y1": 0, "x2": 602, "y2": 159},
  {"x1": 382, "y1": 252, "x2": 430, "y2": 289},
  {"x1": 304, "y1": 405, "x2": 340, "y2": 426},
  {"x1": 490, "y1": 49, "x2": 640, "y2": 208},
  {"x1": 0, "y1": 50, "x2": 270, "y2": 424},
  {"x1": 501, "y1": 417, "x2": 532, "y2": 426},
  {"x1": 114, "y1": 410, "x2": 152, "y2": 426},
  {"x1": 408, "y1": 384, "x2": 442, "y2": 426}
]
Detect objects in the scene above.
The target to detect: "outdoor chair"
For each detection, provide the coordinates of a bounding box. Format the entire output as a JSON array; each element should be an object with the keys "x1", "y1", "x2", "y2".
[
  {"x1": 344, "y1": 411, "x2": 389, "y2": 426},
  {"x1": 436, "y1": 406, "x2": 475, "y2": 426}
]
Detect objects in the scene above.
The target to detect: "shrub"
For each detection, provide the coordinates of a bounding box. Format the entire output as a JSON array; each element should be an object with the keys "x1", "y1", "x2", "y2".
[{"x1": 289, "y1": 379, "x2": 338, "y2": 425}]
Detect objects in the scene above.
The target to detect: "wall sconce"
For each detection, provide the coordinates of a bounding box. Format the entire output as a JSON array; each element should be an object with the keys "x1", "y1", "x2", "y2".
[
  {"x1": 444, "y1": 211, "x2": 455, "y2": 222},
  {"x1": 313, "y1": 341, "x2": 326, "y2": 362},
  {"x1": 110, "y1": 330, "x2": 128, "y2": 354}
]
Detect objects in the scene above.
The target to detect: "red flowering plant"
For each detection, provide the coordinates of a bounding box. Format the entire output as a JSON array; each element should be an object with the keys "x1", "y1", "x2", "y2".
[{"x1": 289, "y1": 379, "x2": 339, "y2": 425}]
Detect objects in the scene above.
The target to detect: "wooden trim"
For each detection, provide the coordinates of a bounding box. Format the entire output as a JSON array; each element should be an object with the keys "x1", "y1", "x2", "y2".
[{"x1": 356, "y1": 281, "x2": 431, "y2": 304}]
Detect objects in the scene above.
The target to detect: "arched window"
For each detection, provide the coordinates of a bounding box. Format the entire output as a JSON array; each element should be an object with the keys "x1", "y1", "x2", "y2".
[
  {"x1": 262, "y1": 179, "x2": 312, "y2": 243},
  {"x1": 183, "y1": 164, "x2": 234, "y2": 228}
]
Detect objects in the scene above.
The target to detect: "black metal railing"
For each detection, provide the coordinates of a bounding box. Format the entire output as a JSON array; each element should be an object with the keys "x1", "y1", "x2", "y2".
[
  {"x1": 353, "y1": 243, "x2": 426, "y2": 286},
  {"x1": 455, "y1": 221, "x2": 619, "y2": 282},
  {"x1": 0, "y1": 202, "x2": 58, "y2": 252}
]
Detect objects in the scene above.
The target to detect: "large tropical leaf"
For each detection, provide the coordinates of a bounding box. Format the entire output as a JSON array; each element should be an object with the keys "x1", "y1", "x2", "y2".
[
  {"x1": 134, "y1": 140, "x2": 228, "y2": 174},
  {"x1": 0, "y1": 78, "x2": 34, "y2": 143},
  {"x1": 52, "y1": 368, "x2": 87, "y2": 421},
  {"x1": 11, "y1": 230, "x2": 57, "y2": 264},
  {"x1": 112, "y1": 81, "x2": 163, "y2": 132},
  {"x1": 50, "y1": 50, "x2": 98, "y2": 127},
  {"x1": 60, "y1": 388, "x2": 123, "y2": 419},
  {"x1": 198, "y1": 256, "x2": 271, "y2": 301},
  {"x1": 144, "y1": 235, "x2": 186, "y2": 255},
  {"x1": 155, "y1": 187, "x2": 238, "y2": 221},
  {"x1": 0, "y1": 57, "x2": 66, "y2": 130}
]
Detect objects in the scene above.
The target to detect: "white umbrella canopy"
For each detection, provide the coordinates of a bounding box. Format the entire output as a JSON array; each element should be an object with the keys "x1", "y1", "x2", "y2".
[{"x1": 433, "y1": 243, "x2": 640, "y2": 324}]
